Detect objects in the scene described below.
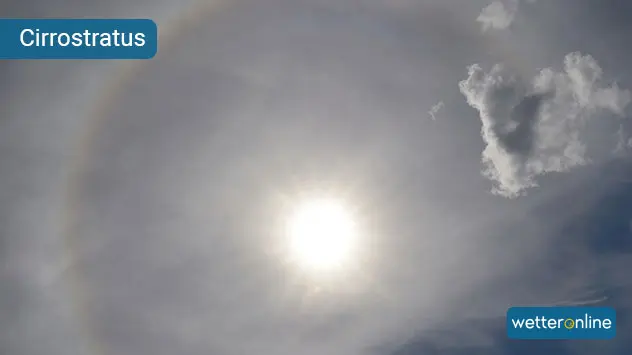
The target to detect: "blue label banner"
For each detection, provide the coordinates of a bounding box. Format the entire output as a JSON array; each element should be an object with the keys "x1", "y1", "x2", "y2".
[
  {"x1": 0, "y1": 19, "x2": 157, "y2": 59},
  {"x1": 507, "y1": 306, "x2": 616, "y2": 340}
]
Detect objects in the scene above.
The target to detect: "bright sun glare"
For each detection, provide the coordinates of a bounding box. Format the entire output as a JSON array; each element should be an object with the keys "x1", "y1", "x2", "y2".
[{"x1": 286, "y1": 198, "x2": 358, "y2": 271}]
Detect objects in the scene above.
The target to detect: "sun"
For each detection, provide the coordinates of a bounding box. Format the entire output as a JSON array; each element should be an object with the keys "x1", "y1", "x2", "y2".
[{"x1": 285, "y1": 197, "x2": 358, "y2": 271}]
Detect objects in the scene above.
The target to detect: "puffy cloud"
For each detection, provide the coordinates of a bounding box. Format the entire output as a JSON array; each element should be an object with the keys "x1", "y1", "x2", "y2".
[
  {"x1": 459, "y1": 52, "x2": 631, "y2": 197},
  {"x1": 477, "y1": 0, "x2": 540, "y2": 31},
  {"x1": 477, "y1": 0, "x2": 518, "y2": 31}
]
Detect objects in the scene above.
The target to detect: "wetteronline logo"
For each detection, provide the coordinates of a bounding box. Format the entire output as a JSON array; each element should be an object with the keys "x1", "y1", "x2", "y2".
[{"x1": 507, "y1": 307, "x2": 616, "y2": 340}]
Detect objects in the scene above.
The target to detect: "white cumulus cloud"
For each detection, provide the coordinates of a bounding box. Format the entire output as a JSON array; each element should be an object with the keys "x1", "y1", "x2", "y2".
[
  {"x1": 477, "y1": 0, "x2": 540, "y2": 31},
  {"x1": 459, "y1": 52, "x2": 631, "y2": 197},
  {"x1": 477, "y1": 0, "x2": 519, "y2": 31}
]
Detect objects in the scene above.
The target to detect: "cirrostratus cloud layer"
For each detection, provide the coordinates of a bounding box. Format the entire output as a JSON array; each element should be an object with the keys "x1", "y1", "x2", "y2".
[{"x1": 459, "y1": 52, "x2": 631, "y2": 198}]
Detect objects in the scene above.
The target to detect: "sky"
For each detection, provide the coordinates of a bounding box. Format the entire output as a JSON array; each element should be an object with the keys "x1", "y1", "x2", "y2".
[{"x1": 1, "y1": 0, "x2": 631, "y2": 354}]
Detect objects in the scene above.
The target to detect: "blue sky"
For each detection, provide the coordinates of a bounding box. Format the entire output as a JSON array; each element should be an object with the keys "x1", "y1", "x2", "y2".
[{"x1": 1, "y1": 0, "x2": 631, "y2": 354}]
